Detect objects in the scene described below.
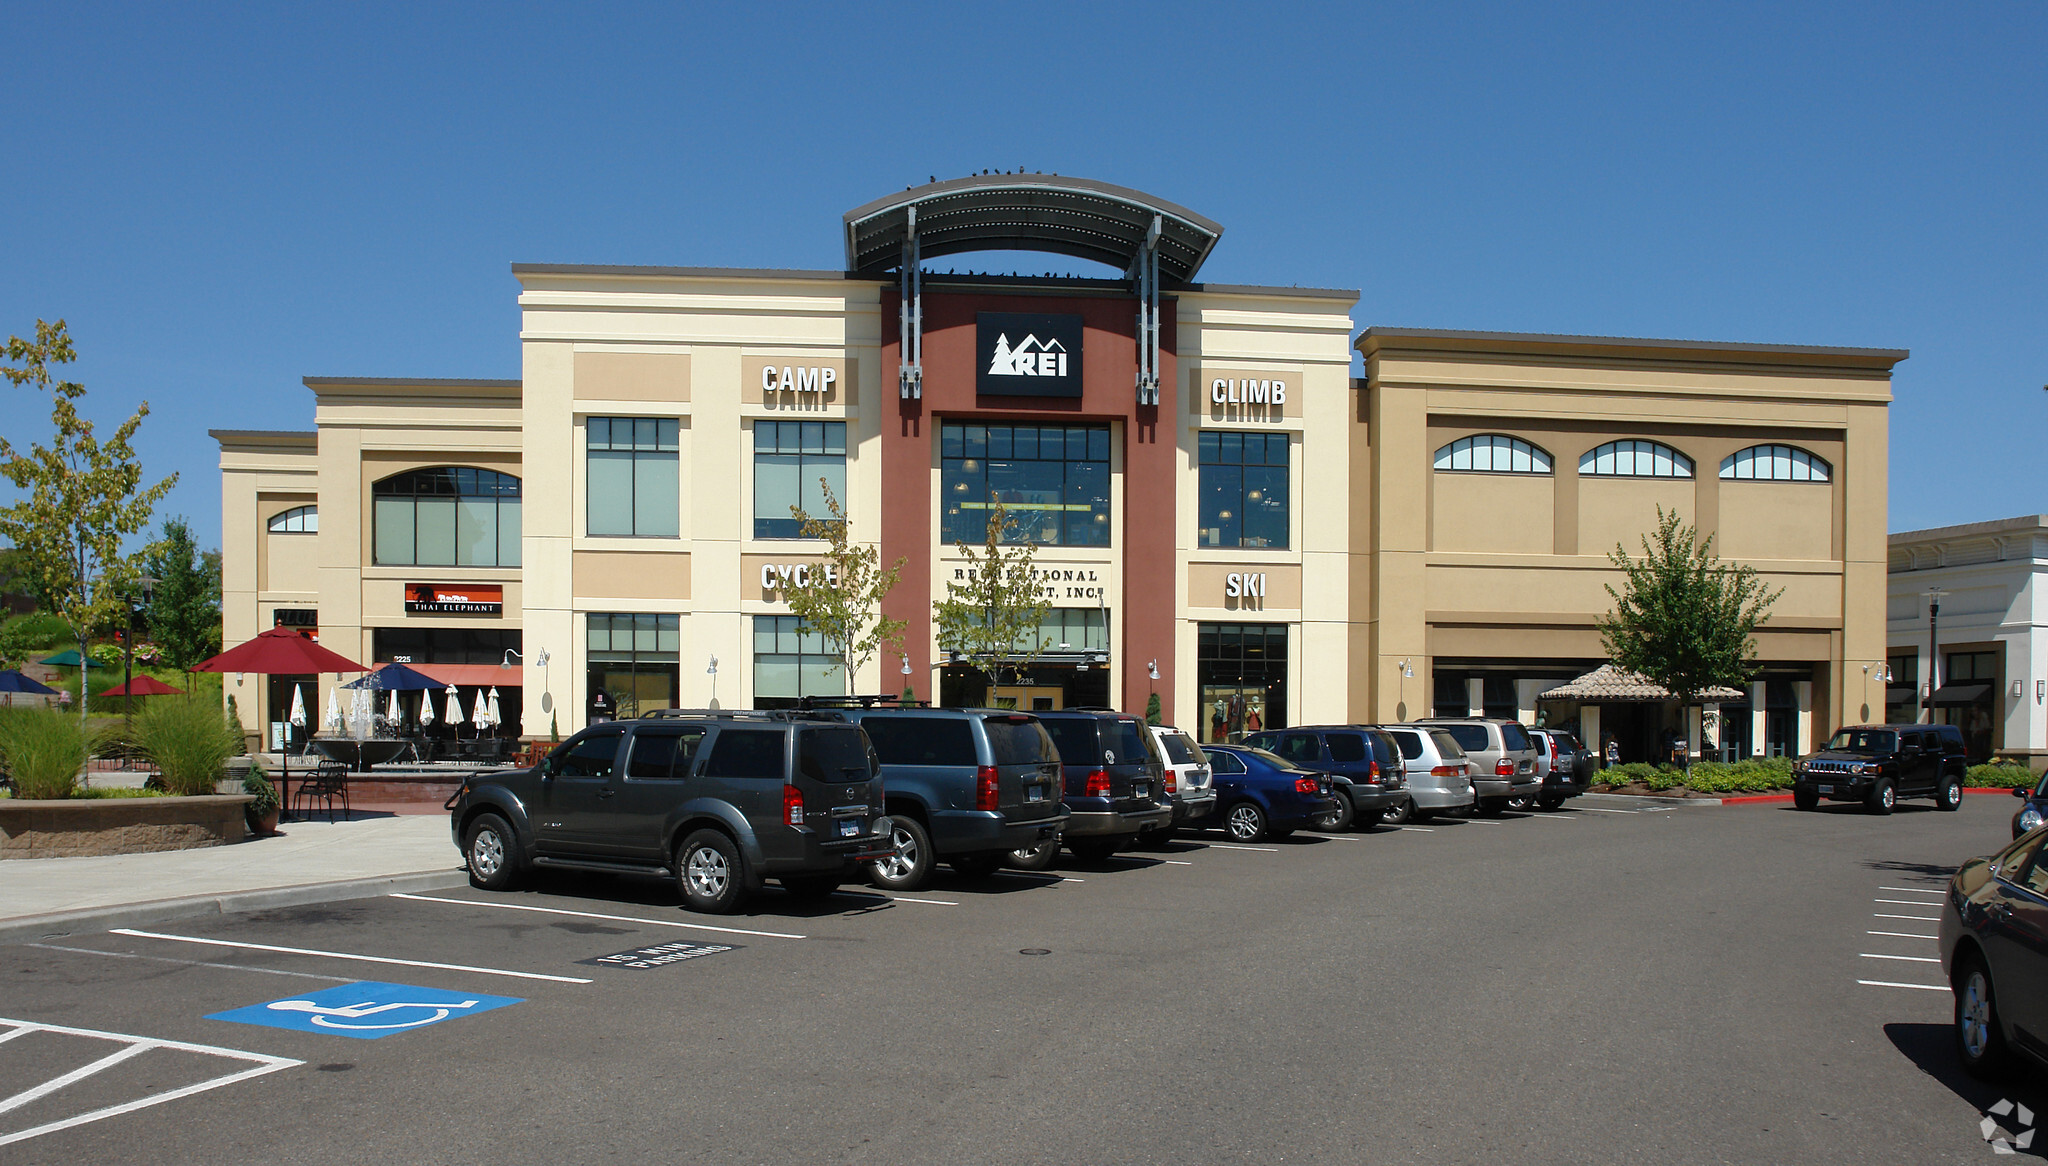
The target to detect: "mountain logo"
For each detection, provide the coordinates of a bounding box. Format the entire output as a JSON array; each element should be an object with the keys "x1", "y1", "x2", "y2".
[
  {"x1": 988, "y1": 333, "x2": 1068, "y2": 378},
  {"x1": 977, "y1": 312, "x2": 1084, "y2": 397}
]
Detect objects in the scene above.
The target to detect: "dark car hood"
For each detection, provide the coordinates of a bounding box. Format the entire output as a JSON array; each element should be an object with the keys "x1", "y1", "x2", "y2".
[{"x1": 1806, "y1": 750, "x2": 1878, "y2": 764}]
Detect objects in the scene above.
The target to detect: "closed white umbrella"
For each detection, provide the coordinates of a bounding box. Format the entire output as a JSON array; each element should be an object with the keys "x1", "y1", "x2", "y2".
[
  {"x1": 288, "y1": 684, "x2": 307, "y2": 728},
  {"x1": 386, "y1": 688, "x2": 400, "y2": 725},
  {"x1": 485, "y1": 686, "x2": 501, "y2": 730},
  {"x1": 444, "y1": 685, "x2": 462, "y2": 725},
  {"x1": 419, "y1": 688, "x2": 436, "y2": 727},
  {"x1": 471, "y1": 690, "x2": 490, "y2": 729},
  {"x1": 322, "y1": 687, "x2": 342, "y2": 733}
]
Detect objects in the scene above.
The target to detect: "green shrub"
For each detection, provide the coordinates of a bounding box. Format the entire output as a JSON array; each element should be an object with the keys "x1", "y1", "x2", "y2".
[
  {"x1": 1966, "y1": 762, "x2": 2035, "y2": 789},
  {"x1": 0, "y1": 709, "x2": 100, "y2": 799},
  {"x1": 135, "y1": 698, "x2": 241, "y2": 797},
  {"x1": 243, "y1": 764, "x2": 280, "y2": 815}
]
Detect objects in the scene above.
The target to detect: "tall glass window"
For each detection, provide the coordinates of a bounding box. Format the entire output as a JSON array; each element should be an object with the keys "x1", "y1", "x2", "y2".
[
  {"x1": 1199, "y1": 431, "x2": 1289, "y2": 548},
  {"x1": 754, "y1": 421, "x2": 847, "y2": 538},
  {"x1": 1196, "y1": 623, "x2": 1288, "y2": 744},
  {"x1": 753, "y1": 615, "x2": 846, "y2": 708},
  {"x1": 586, "y1": 613, "x2": 680, "y2": 719},
  {"x1": 941, "y1": 423, "x2": 1110, "y2": 547},
  {"x1": 372, "y1": 468, "x2": 521, "y2": 567},
  {"x1": 587, "y1": 418, "x2": 680, "y2": 538}
]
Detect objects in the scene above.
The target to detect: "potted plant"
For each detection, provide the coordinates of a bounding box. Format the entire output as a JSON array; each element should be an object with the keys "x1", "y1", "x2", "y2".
[{"x1": 243, "y1": 764, "x2": 281, "y2": 836}]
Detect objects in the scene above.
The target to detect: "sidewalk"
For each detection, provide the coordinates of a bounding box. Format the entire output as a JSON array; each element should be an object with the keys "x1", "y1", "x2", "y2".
[{"x1": 0, "y1": 813, "x2": 468, "y2": 944}]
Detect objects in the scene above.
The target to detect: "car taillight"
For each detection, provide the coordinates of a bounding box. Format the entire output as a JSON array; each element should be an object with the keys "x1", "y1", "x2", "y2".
[
  {"x1": 1495, "y1": 759, "x2": 1514, "y2": 776},
  {"x1": 1368, "y1": 761, "x2": 1379, "y2": 780},
  {"x1": 783, "y1": 783, "x2": 804, "y2": 826},
  {"x1": 975, "y1": 766, "x2": 999, "y2": 812},
  {"x1": 1430, "y1": 765, "x2": 1462, "y2": 778},
  {"x1": 1164, "y1": 769, "x2": 1177, "y2": 795},
  {"x1": 1295, "y1": 777, "x2": 1320, "y2": 795},
  {"x1": 1085, "y1": 769, "x2": 1111, "y2": 798}
]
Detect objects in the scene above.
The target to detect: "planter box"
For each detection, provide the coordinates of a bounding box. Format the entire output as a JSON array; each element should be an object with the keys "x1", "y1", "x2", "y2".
[{"x1": 0, "y1": 795, "x2": 255, "y2": 859}]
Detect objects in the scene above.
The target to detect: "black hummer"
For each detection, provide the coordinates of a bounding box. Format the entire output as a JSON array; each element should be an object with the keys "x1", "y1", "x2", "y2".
[
  {"x1": 448, "y1": 711, "x2": 893, "y2": 914},
  {"x1": 1793, "y1": 723, "x2": 1968, "y2": 815}
]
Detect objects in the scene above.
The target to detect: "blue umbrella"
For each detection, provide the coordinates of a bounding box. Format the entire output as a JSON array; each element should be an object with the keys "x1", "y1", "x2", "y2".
[
  {"x1": 340, "y1": 663, "x2": 445, "y2": 692},
  {"x1": 0, "y1": 670, "x2": 58, "y2": 695}
]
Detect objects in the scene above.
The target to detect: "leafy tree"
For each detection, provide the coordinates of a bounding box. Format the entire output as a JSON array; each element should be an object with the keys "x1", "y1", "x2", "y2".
[
  {"x1": 931, "y1": 496, "x2": 1052, "y2": 705},
  {"x1": 783, "y1": 481, "x2": 907, "y2": 697},
  {"x1": 144, "y1": 517, "x2": 222, "y2": 671},
  {"x1": 1599, "y1": 508, "x2": 1781, "y2": 769},
  {"x1": 0, "y1": 320, "x2": 176, "y2": 719}
]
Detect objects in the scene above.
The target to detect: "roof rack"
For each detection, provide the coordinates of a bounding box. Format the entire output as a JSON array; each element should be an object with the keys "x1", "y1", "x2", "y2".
[
  {"x1": 796, "y1": 695, "x2": 931, "y2": 710},
  {"x1": 638, "y1": 708, "x2": 838, "y2": 723}
]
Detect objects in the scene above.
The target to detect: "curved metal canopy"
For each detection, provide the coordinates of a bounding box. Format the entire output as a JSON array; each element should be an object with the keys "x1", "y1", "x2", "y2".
[{"x1": 843, "y1": 174, "x2": 1224, "y2": 282}]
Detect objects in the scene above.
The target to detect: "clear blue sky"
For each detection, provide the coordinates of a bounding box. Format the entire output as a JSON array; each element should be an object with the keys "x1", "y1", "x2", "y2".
[{"x1": 3, "y1": 2, "x2": 2041, "y2": 550}]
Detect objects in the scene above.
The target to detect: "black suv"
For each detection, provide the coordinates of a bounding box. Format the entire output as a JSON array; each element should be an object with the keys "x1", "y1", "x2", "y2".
[
  {"x1": 1036, "y1": 709, "x2": 1171, "y2": 862},
  {"x1": 1242, "y1": 726, "x2": 1410, "y2": 828},
  {"x1": 819, "y1": 707, "x2": 1070, "y2": 890},
  {"x1": 1793, "y1": 723, "x2": 1968, "y2": 814},
  {"x1": 448, "y1": 711, "x2": 892, "y2": 913}
]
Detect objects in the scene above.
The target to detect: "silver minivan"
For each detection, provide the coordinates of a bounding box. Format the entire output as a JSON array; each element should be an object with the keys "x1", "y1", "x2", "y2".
[
  {"x1": 1415, "y1": 717, "x2": 1540, "y2": 816},
  {"x1": 1375, "y1": 725, "x2": 1477, "y2": 821}
]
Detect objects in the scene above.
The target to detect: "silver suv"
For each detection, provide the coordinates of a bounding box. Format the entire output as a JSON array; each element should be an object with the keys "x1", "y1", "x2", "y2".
[
  {"x1": 1375, "y1": 725, "x2": 1476, "y2": 821},
  {"x1": 1415, "y1": 718, "x2": 1540, "y2": 816},
  {"x1": 1149, "y1": 725, "x2": 1217, "y2": 840}
]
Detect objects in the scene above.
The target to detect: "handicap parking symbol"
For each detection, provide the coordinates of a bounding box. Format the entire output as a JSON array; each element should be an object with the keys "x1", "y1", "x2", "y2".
[{"x1": 207, "y1": 981, "x2": 522, "y2": 1040}]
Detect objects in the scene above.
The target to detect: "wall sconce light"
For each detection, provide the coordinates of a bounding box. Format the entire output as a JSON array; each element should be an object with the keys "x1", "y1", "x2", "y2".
[
  {"x1": 2037, "y1": 679, "x2": 2044, "y2": 703},
  {"x1": 2013, "y1": 679, "x2": 2026, "y2": 698},
  {"x1": 1147, "y1": 659, "x2": 1160, "y2": 681}
]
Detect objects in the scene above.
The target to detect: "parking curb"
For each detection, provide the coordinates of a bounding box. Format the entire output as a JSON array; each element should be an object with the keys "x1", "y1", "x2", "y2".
[
  {"x1": 0, "y1": 868, "x2": 472, "y2": 946},
  {"x1": 1718, "y1": 787, "x2": 2024, "y2": 806}
]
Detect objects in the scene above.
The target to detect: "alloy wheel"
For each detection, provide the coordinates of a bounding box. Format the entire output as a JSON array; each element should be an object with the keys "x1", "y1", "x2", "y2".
[
  {"x1": 1227, "y1": 805, "x2": 1262, "y2": 841},
  {"x1": 685, "y1": 845, "x2": 730, "y2": 898},
  {"x1": 469, "y1": 829, "x2": 504, "y2": 879},
  {"x1": 877, "y1": 825, "x2": 922, "y2": 881},
  {"x1": 1960, "y1": 970, "x2": 1993, "y2": 1060}
]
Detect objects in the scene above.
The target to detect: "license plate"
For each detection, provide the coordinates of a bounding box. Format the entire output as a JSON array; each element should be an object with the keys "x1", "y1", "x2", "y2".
[
  {"x1": 1818, "y1": 785, "x2": 1834, "y2": 795},
  {"x1": 1026, "y1": 786, "x2": 1045, "y2": 802},
  {"x1": 838, "y1": 819, "x2": 859, "y2": 837},
  {"x1": 1133, "y1": 783, "x2": 1148, "y2": 799}
]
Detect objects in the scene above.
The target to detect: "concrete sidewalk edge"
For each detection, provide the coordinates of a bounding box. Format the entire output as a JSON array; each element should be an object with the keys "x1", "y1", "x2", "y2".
[{"x1": 0, "y1": 868, "x2": 472, "y2": 945}]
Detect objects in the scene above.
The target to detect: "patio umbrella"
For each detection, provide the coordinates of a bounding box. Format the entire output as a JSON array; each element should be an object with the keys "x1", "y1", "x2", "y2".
[
  {"x1": 419, "y1": 689, "x2": 436, "y2": 728},
  {"x1": 472, "y1": 691, "x2": 492, "y2": 731},
  {"x1": 444, "y1": 686, "x2": 463, "y2": 727},
  {"x1": 288, "y1": 685, "x2": 307, "y2": 730},
  {"x1": 0, "y1": 669, "x2": 58, "y2": 708},
  {"x1": 190, "y1": 627, "x2": 366, "y2": 817},
  {"x1": 386, "y1": 688, "x2": 401, "y2": 725},
  {"x1": 98, "y1": 675, "x2": 186, "y2": 697},
  {"x1": 485, "y1": 687, "x2": 501, "y2": 732},
  {"x1": 341, "y1": 663, "x2": 445, "y2": 692},
  {"x1": 323, "y1": 687, "x2": 343, "y2": 733},
  {"x1": 36, "y1": 650, "x2": 102, "y2": 669}
]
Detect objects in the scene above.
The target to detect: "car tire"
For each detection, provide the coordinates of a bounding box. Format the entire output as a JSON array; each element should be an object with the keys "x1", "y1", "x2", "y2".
[
  {"x1": 1537, "y1": 794, "x2": 1566, "y2": 811},
  {"x1": 1409, "y1": 808, "x2": 1434, "y2": 824},
  {"x1": 868, "y1": 816, "x2": 935, "y2": 892},
  {"x1": 1355, "y1": 809, "x2": 1386, "y2": 830},
  {"x1": 1224, "y1": 801, "x2": 1268, "y2": 843},
  {"x1": 1477, "y1": 797, "x2": 1508, "y2": 818},
  {"x1": 1506, "y1": 795, "x2": 1532, "y2": 812},
  {"x1": 950, "y1": 852, "x2": 1007, "y2": 879},
  {"x1": 1954, "y1": 953, "x2": 2012, "y2": 1080},
  {"x1": 780, "y1": 874, "x2": 841, "y2": 900},
  {"x1": 1313, "y1": 795, "x2": 1353, "y2": 832},
  {"x1": 464, "y1": 813, "x2": 520, "y2": 891},
  {"x1": 1793, "y1": 787, "x2": 1818, "y2": 811},
  {"x1": 1381, "y1": 798, "x2": 1413, "y2": 826},
  {"x1": 1007, "y1": 838, "x2": 1060, "y2": 871},
  {"x1": 675, "y1": 829, "x2": 745, "y2": 915},
  {"x1": 1865, "y1": 779, "x2": 1896, "y2": 816},
  {"x1": 1936, "y1": 775, "x2": 1963, "y2": 812},
  {"x1": 1067, "y1": 837, "x2": 1121, "y2": 863}
]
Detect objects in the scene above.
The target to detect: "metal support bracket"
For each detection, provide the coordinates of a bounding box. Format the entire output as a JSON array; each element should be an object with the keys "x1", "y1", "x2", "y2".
[
  {"x1": 898, "y1": 205, "x2": 923, "y2": 400},
  {"x1": 1133, "y1": 214, "x2": 1162, "y2": 406}
]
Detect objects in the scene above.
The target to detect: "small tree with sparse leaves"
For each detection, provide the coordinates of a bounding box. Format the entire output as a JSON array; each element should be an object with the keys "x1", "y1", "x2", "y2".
[
  {"x1": 932, "y1": 496, "x2": 1052, "y2": 706},
  {"x1": 783, "y1": 481, "x2": 907, "y2": 697}
]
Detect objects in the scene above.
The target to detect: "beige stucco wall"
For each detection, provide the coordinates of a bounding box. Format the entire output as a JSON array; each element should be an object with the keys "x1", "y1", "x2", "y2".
[{"x1": 1431, "y1": 474, "x2": 1555, "y2": 554}]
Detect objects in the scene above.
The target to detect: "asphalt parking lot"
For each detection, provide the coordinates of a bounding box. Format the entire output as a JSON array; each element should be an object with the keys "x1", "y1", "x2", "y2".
[{"x1": 1, "y1": 793, "x2": 2040, "y2": 1164}]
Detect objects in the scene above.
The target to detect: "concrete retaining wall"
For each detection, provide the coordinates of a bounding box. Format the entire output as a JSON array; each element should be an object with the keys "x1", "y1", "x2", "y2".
[{"x1": 0, "y1": 795, "x2": 254, "y2": 858}]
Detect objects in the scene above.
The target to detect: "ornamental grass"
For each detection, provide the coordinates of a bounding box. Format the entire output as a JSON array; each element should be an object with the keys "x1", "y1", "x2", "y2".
[
  {"x1": 0, "y1": 709, "x2": 101, "y2": 799},
  {"x1": 134, "y1": 697, "x2": 242, "y2": 797}
]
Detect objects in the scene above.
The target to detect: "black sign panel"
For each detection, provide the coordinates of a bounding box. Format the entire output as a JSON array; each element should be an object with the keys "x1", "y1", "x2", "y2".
[
  {"x1": 578, "y1": 941, "x2": 739, "y2": 970},
  {"x1": 977, "y1": 313, "x2": 1084, "y2": 397}
]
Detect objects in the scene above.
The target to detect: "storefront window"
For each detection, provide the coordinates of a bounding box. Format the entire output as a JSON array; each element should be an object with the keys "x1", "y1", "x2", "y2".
[
  {"x1": 754, "y1": 421, "x2": 846, "y2": 538},
  {"x1": 1884, "y1": 654, "x2": 1917, "y2": 724},
  {"x1": 753, "y1": 615, "x2": 845, "y2": 708},
  {"x1": 586, "y1": 613, "x2": 679, "y2": 719},
  {"x1": 373, "y1": 627, "x2": 522, "y2": 665},
  {"x1": 1196, "y1": 623, "x2": 1287, "y2": 744},
  {"x1": 1198, "y1": 432, "x2": 1289, "y2": 548},
  {"x1": 1940, "y1": 650, "x2": 1998, "y2": 761},
  {"x1": 372, "y1": 468, "x2": 521, "y2": 566},
  {"x1": 941, "y1": 423, "x2": 1110, "y2": 547},
  {"x1": 587, "y1": 418, "x2": 679, "y2": 538}
]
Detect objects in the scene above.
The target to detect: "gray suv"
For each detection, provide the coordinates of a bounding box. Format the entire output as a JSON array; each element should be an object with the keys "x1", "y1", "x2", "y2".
[
  {"x1": 448, "y1": 711, "x2": 892, "y2": 914},
  {"x1": 1415, "y1": 717, "x2": 1540, "y2": 816}
]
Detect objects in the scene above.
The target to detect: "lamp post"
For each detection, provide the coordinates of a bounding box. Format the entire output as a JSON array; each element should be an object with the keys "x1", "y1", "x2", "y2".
[
  {"x1": 121, "y1": 575, "x2": 158, "y2": 733},
  {"x1": 1861, "y1": 661, "x2": 1892, "y2": 721},
  {"x1": 1924, "y1": 588, "x2": 1948, "y2": 725},
  {"x1": 502, "y1": 647, "x2": 549, "y2": 734}
]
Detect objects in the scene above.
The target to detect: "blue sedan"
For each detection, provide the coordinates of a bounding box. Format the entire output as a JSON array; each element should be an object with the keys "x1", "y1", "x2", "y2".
[{"x1": 1190, "y1": 745, "x2": 1339, "y2": 843}]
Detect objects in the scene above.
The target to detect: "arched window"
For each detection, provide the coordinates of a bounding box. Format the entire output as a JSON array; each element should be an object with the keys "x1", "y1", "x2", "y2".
[
  {"x1": 1579, "y1": 441, "x2": 1693, "y2": 479},
  {"x1": 267, "y1": 506, "x2": 317, "y2": 533},
  {"x1": 1433, "y1": 435, "x2": 1552, "y2": 474},
  {"x1": 1719, "y1": 444, "x2": 1830, "y2": 482},
  {"x1": 372, "y1": 467, "x2": 521, "y2": 567}
]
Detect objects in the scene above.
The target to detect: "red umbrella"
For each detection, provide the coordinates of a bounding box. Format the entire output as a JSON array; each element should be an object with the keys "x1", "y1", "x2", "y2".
[
  {"x1": 98, "y1": 675, "x2": 186, "y2": 697},
  {"x1": 191, "y1": 627, "x2": 366, "y2": 818}
]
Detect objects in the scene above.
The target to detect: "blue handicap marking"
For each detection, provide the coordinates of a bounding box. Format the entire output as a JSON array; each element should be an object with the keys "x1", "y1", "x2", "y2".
[{"x1": 207, "y1": 981, "x2": 522, "y2": 1040}]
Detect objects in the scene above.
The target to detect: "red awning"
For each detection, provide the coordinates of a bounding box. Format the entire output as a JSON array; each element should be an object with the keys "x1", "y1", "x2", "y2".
[{"x1": 407, "y1": 663, "x2": 521, "y2": 688}]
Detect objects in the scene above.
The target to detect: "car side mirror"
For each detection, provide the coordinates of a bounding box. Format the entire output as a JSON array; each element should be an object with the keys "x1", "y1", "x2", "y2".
[
  {"x1": 538, "y1": 755, "x2": 556, "y2": 778},
  {"x1": 2016, "y1": 787, "x2": 2030, "y2": 799}
]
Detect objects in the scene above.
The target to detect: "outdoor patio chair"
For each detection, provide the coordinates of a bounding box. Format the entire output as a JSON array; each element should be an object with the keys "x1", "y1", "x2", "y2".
[{"x1": 292, "y1": 759, "x2": 351, "y2": 822}]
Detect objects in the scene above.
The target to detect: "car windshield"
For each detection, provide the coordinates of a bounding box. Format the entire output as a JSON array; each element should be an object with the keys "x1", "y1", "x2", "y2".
[
  {"x1": 1242, "y1": 747, "x2": 1298, "y2": 770},
  {"x1": 983, "y1": 717, "x2": 1058, "y2": 765},
  {"x1": 1499, "y1": 723, "x2": 1532, "y2": 751},
  {"x1": 1440, "y1": 724, "x2": 1490, "y2": 753},
  {"x1": 1429, "y1": 730, "x2": 1469, "y2": 760},
  {"x1": 1158, "y1": 733, "x2": 1205, "y2": 766},
  {"x1": 1107, "y1": 719, "x2": 1162, "y2": 766},
  {"x1": 1827, "y1": 729, "x2": 1897, "y2": 755},
  {"x1": 1387, "y1": 730, "x2": 1423, "y2": 760}
]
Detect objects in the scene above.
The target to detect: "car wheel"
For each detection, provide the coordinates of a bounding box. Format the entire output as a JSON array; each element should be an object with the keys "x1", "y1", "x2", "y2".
[
  {"x1": 1937, "y1": 775, "x2": 1963, "y2": 812},
  {"x1": 464, "y1": 813, "x2": 520, "y2": 891},
  {"x1": 950, "y1": 852, "x2": 1007, "y2": 879},
  {"x1": 1954, "y1": 954, "x2": 2012, "y2": 1080},
  {"x1": 1007, "y1": 838, "x2": 1060, "y2": 871},
  {"x1": 1477, "y1": 797, "x2": 1507, "y2": 818},
  {"x1": 1409, "y1": 808, "x2": 1434, "y2": 824},
  {"x1": 1506, "y1": 795, "x2": 1532, "y2": 812},
  {"x1": 1355, "y1": 809, "x2": 1385, "y2": 829},
  {"x1": 868, "y1": 816, "x2": 934, "y2": 892},
  {"x1": 1224, "y1": 802, "x2": 1268, "y2": 842},
  {"x1": 1537, "y1": 794, "x2": 1566, "y2": 811},
  {"x1": 1793, "y1": 787, "x2": 1818, "y2": 811},
  {"x1": 780, "y1": 874, "x2": 841, "y2": 900},
  {"x1": 1313, "y1": 796, "x2": 1353, "y2": 832},
  {"x1": 1067, "y1": 837, "x2": 1121, "y2": 863},
  {"x1": 675, "y1": 829, "x2": 745, "y2": 915},
  {"x1": 1381, "y1": 798, "x2": 1413, "y2": 826},
  {"x1": 1865, "y1": 779, "x2": 1896, "y2": 816}
]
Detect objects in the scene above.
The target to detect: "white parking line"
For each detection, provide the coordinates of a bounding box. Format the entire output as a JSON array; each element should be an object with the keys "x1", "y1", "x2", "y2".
[
  {"x1": 1526, "y1": 816, "x2": 1574, "y2": 822},
  {"x1": 1207, "y1": 843, "x2": 1280, "y2": 853},
  {"x1": 25, "y1": 943, "x2": 354, "y2": 984},
  {"x1": 391, "y1": 893, "x2": 807, "y2": 939},
  {"x1": 1868, "y1": 930, "x2": 1938, "y2": 940},
  {"x1": 988, "y1": 872, "x2": 1083, "y2": 883},
  {"x1": 834, "y1": 892, "x2": 957, "y2": 906},
  {"x1": 1873, "y1": 913, "x2": 1942, "y2": 922},
  {"x1": 1875, "y1": 898, "x2": 1943, "y2": 906},
  {"x1": 1163, "y1": 860, "x2": 1194, "y2": 865},
  {"x1": 1586, "y1": 808, "x2": 1638, "y2": 814},
  {"x1": 1860, "y1": 953, "x2": 1941, "y2": 963},
  {"x1": 1857, "y1": 979, "x2": 1948, "y2": 992},
  {"x1": 1396, "y1": 826, "x2": 1436, "y2": 832},
  {"x1": 1879, "y1": 886, "x2": 1945, "y2": 895},
  {"x1": 108, "y1": 928, "x2": 594, "y2": 984}
]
